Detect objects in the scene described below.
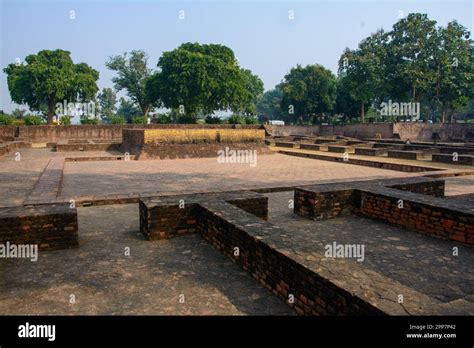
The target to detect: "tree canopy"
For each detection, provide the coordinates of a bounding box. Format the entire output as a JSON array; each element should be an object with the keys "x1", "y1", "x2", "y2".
[
  {"x1": 4, "y1": 49, "x2": 99, "y2": 124},
  {"x1": 279, "y1": 64, "x2": 337, "y2": 124},
  {"x1": 106, "y1": 50, "x2": 155, "y2": 123},
  {"x1": 147, "y1": 42, "x2": 263, "y2": 121}
]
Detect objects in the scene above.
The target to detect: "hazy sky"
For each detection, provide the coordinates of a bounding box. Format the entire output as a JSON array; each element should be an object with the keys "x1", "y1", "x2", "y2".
[{"x1": 1, "y1": 0, "x2": 473, "y2": 112}]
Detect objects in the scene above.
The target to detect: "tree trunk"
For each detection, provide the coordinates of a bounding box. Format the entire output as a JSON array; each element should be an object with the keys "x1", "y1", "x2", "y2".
[
  {"x1": 47, "y1": 97, "x2": 55, "y2": 124},
  {"x1": 142, "y1": 105, "x2": 150, "y2": 124},
  {"x1": 360, "y1": 101, "x2": 365, "y2": 124}
]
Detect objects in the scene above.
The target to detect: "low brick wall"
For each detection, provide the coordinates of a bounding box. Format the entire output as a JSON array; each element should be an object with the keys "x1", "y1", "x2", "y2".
[
  {"x1": 122, "y1": 128, "x2": 270, "y2": 159},
  {"x1": 327, "y1": 145, "x2": 355, "y2": 154},
  {"x1": 0, "y1": 204, "x2": 78, "y2": 250},
  {"x1": 295, "y1": 178, "x2": 474, "y2": 246},
  {"x1": 0, "y1": 141, "x2": 31, "y2": 157},
  {"x1": 357, "y1": 188, "x2": 474, "y2": 245},
  {"x1": 0, "y1": 124, "x2": 262, "y2": 142},
  {"x1": 278, "y1": 150, "x2": 442, "y2": 172},
  {"x1": 388, "y1": 150, "x2": 425, "y2": 160},
  {"x1": 274, "y1": 141, "x2": 297, "y2": 148},
  {"x1": 56, "y1": 141, "x2": 121, "y2": 152},
  {"x1": 299, "y1": 143, "x2": 327, "y2": 151},
  {"x1": 354, "y1": 148, "x2": 388, "y2": 156},
  {"x1": 432, "y1": 153, "x2": 474, "y2": 166},
  {"x1": 197, "y1": 200, "x2": 384, "y2": 315},
  {"x1": 139, "y1": 191, "x2": 268, "y2": 240}
]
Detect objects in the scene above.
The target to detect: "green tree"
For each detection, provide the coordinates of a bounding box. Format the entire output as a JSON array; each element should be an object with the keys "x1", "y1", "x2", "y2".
[
  {"x1": 116, "y1": 97, "x2": 141, "y2": 124},
  {"x1": 148, "y1": 42, "x2": 259, "y2": 122},
  {"x1": 231, "y1": 68, "x2": 264, "y2": 116},
  {"x1": 339, "y1": 29, "x2": 388, "y2": 123},
  {"x1": 432, "y1": 21, "x2": 474, "y2": 122},
  {"x1": 11, "y1": 108, "x2": 26, "y2": 119},
  {"x1": 4, "y1": 49, "x2": 99, "y2": 124},
  {"x1": 387, "y1": 13, "x2": 438, "y2": 105},
  {"x1": 106, "y1": 50, "x2": 155, "y2": 123},
  {"x1": 256, "y1": 87, "x2": 286, "y2": 123},
  {"x1": 280, "y1": 64, "x2": 337, "y2": 124},
  {"x1": 97, "y1": 87, "x2": 117, "y2": 122}
]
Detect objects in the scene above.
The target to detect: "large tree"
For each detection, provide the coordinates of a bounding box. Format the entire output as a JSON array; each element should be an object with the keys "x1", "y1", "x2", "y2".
[
  {"x1": 432, "y1": 21, "x2": 474, "y2": 122},
  {"x1": 279, "y1": 64, "x2": 337, "y2": 124},
  {"x1": 147, "y1": 42, "x2": 260, "y2": 122},
  {"x1": 256, "y1": 87, "x2": 284, "y2": 122},
  {"x1": 231, "y1": 68, "x2": 264, "y2": 116},
  {"x1": 4, "y1": 49, "x2": 99, "y2": 124},
  {"x1": 116, "y1": 97, "x2": 141, "y2": 124},
  {"x1": 97, "y1": 87, "x2": 117, "y2": 122},
  {"x1": 339, "y1": 29, "x2": 388, "y2": 123},
  {"x1": 106, "y1": 50, "x2": 155, "y2": 123}
]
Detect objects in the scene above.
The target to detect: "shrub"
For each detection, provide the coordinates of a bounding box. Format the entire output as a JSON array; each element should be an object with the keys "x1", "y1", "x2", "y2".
[
  {"x1": 0, "y1": 114, "x2": 15, "y2": 125},
  {"x1": 176, "y1": 114, "x2": 197, "y2": 124},
  {"x1": 24, "y1": 115, "x2": 43, "y2": 125},
  {"x1": 205, "y1": 115, "x2": 222, "y2": 124},
  {"x1": 80, "y1": 118, "x2": 100, "y2": 125},
  {"x1": 227, "y1": 114, "x2": 244, "y2": 124},
  {"x1": 153, "y1": 113, "x2": 172, "y2": 124},
  {"x1": 244, "y1": 116, "x2": 258, "y2": 124},
  {"x1": 110, "y1": 116, "x2": 125, "y2": 124},
  {"x1": 59, "y1": 116, "x2": 71, "y2": 125},
  {"x1": 132, "y1": 116, "x2": 146, "y2": 124}
]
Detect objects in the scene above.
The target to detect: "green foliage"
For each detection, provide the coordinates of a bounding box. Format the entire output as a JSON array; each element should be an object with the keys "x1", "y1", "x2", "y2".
[
  {"x1": 80, "y1": 118, "x2": 99, "y2": 125},
  {"x1": 152, "y1": 113, "x2": 172, "y2": 124},
  {"x1": 204, "y1": 115, "x2": 223, "y2": 124},
  {"x1": 0, "y1": 114, "x2": 15, "y2": 125},
  {"x1": 116, "y1": 97, "x2": 141, "y2": 123},
  {"x1": 176, "y1": 113, "x2": 197, "y2": 124},
  {"x1": 257, "y1": 87, "x2": 284, "y2": 121},
  {"x1": 109, "y1": 116, "x2": 125, "y2": 124},
  {"x1": 338, "y1": 13, "x2": 474, "y2": 123},
  {"x1": 59, "y1": 116, "x2": 71, "y2": 125},
  {"x1": 106, "y1": 50, "x2": 155, "y2": 121},
  {"x1": 244, "y1": 116, "x2": 258, "y2": 124},
  {"x1": 3, "y1": 49, "x2": 99, "y2": 124},
  {"x1": 11, "y1": 108, "x2": 26, "y2": 119},
  {"x1": 147, "y1": 42, "x2": 263, "y2": 122},
  {"x1": 280, "y1": 64, "x2": 337, "y2": 124},
  {"x1": 24, "y1": 115, "x2": 43, "y2": 125},
  {"x1": 227, "y1": 114, "x2": 244, "y2": 124},
  {"x1": 132, "y1": 116, "x2": 146, "y2": 124},
  {"x1": 97, "y1": 87, "x2": 117, "y2": 121}
]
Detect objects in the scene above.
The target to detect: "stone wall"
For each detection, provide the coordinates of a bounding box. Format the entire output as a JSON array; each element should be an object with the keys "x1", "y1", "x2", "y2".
[{"x1": 0, "y1": 204, "x2": 78, "y2": 250}]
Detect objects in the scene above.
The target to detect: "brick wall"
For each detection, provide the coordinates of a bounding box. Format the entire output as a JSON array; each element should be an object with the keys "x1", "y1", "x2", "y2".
[
  {"x1": 294, "y1": 178, "x2": 473, "y2": 246},
  {"x1": 357, "y1": 188, "x2": 474, "y2": 245},
  {"x1": 139, "y1": 192, "x2": 268, "y2": 240},
  {"x1": 197, "y1": 200, "x2": 384, "y2": 315},
  {"x1": 0, "y1": 204, "x2": 78, "y2": 250}
]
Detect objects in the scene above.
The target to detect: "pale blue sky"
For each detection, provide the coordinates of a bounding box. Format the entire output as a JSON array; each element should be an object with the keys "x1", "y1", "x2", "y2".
[{"x1": 1, "y1": 0, "x2": 472, "y2": 113}]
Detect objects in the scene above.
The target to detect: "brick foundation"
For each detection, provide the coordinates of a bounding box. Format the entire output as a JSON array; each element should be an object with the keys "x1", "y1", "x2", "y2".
[{"x1": 0, "y1": 204, "x2": 78, "y2": 250}]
